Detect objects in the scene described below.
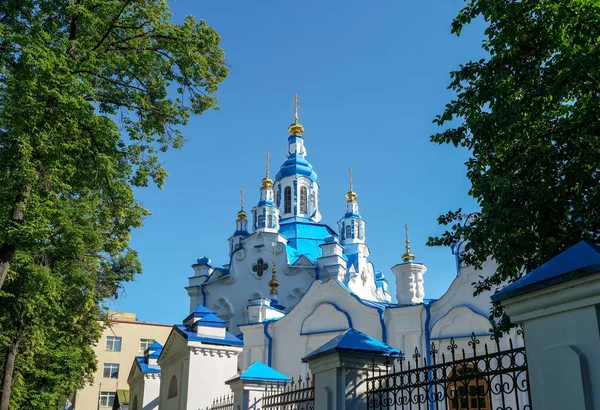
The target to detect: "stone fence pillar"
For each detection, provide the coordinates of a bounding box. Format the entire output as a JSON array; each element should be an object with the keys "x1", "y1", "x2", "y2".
[
  {"x1": 302, "y1": 328, "x2": 399, "y2": 410},
  {"x1": 492, "y1": 241, "x2": 600, "y2": 410},
  {"x1": 225, "y1": 361, "x2": 290, "y2": 410}
]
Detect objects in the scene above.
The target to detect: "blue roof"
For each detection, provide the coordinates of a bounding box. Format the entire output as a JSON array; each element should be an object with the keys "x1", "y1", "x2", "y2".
[
  {"x1": 302, "y1": 328, "x2": 400, "y2": 362},
  {"x1": 280, "y1": 221, "x2": 337, "y2": 263},
  {"x1": 195, "y1": 256, "x2": 211, "y2": 265},
  {"x1": 196, "y1": 313, "x2": 227, "y2": 328},
  {"x1": 144, "y1": 341, "x2": 163, "y2": 359},
  {"x1": 174, "y1": 325, "x2": 244, "y2": 347},
  {"x1": 183, "y1": 304, "x2": 216, "y2": 323},
  {"x1": 239, "y1": 361, "x2": 291, "y2": 382},
  {"x1": 493, "y1": 241, "x2": 600, "y2": 302},
  {"x1": 346, "y1": 253, "x2": 359, "y2": 272},
  {"x1": 275, "y1": 147, "x2": 318, "y2": 181},
  {"x1": 135, "y1": 356, "x2": 161, "y2": 373}
]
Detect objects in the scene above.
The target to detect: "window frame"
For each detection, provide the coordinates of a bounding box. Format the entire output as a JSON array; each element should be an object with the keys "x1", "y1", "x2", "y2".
[
  {"x1": 345, "y1": 225, "x2": 351, "y2": 239},
  {"x1": 99, "y1": 391, "x2": 116, "y2": 407},
  {"x1": 105, "y1": 336, "x2": 122, "y2": 352},
  {"x1": 284, "y1": 187, "x2": 292, "y2": 214},
  {"x1": 167, "y1": 375, "x2": 178, "y2": 399},
  {"x1": 447, "y1": 365, "x2": 490, "y2": 410},
  {"x1": 139, "y1": 338, "x2": 154, "y2": 353},
  {"x1": 103, "y1": 363, "x2": 120, "y2": 379},
  {"x1": 299, "y1": 186, "x2": 308, "y2": 214}
]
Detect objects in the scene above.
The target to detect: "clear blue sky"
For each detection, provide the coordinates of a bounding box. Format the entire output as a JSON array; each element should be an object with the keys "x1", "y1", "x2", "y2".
[{"x1": 109, "y1": 0, "x2": 488, "y2": 324}]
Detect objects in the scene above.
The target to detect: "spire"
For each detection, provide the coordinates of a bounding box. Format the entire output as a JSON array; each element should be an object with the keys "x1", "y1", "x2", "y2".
[
  {"x1": 229, "y1": 188, "x2": 250, "y2": 256},
  {"x1": 269, "y1": 245, "x2": 280, "y2": 298},
  {"x1": 262, "y1": 153, "x2": 273, "y2": 188},
  {"x1": 402, "y1": 223, "x2": 415, "y2": 262},
  {"x1": 345, "y1": 168, "x2": 357, "y2": 203},
  {"x1": 237, "y1": 188, "x2": 247, "y2": 221},
  {"x1": 288, "y1": 94, "x2": 304, "y2": 136},
  {"x1": 252, "y1": 153, "x2": 279, "y2": 233}
]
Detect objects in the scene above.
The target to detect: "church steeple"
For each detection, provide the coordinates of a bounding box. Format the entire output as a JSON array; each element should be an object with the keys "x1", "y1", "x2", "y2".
[
  {"x1": 252, "y1": 153, "x2": 280, "y2": 233},
  {"x1": 229, "y1": 189, "x2": 250, "y2": 256},
  {"x1": 274, "y1": 94, "x2": 321, "y2": 223},
  {"x1": 338, "y1": 168, "x2": 366, "y2": 246}
]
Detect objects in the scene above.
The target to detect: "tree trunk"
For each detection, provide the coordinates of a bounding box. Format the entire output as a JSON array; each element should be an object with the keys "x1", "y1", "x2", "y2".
[
  {"x1": 0, "y1": 334, "x2": 23, "y2": 410},
  {"x1": 0, "y1": 184, "x2": 31, "y2": 290}
]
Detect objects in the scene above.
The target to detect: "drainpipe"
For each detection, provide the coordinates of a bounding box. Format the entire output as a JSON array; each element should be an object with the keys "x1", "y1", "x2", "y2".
[
  {"x1": 378, "y1": 308, "x2": 387, "y2": 344},
  {"x1": 263, "y1": 321, "x2": 273, "y2": 367}
]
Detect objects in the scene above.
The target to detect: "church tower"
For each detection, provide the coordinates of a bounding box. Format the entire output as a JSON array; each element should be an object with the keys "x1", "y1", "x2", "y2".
[
  {"x1": 274, "y1": 95, "x2": 322, "y2": 223},
  {"x1": 229, "y1": 189, "x2": 250, "y2": 256},
  {"x1": 251, "y1": 154, "x2": 280, "y2": 233},
  {"x1": 338, "y1": 169, "x2": 376, "y2": 300}
]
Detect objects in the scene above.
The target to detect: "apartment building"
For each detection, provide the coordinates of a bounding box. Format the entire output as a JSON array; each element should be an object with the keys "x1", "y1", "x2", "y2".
[{"x1": 73, "y1": 312, "x2": 171, "y2": 410}]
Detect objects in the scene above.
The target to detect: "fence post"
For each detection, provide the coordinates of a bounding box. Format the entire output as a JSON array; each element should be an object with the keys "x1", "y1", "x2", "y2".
[
  {"x1": 225, "y1": 361, "x2": 290, "y2": 410},
  {"x1": 302, "y1": 329, "x2": 398, "y2": 410},
  {"x1": 493, "y1": 242, "x2": 600, "y2": 410}
]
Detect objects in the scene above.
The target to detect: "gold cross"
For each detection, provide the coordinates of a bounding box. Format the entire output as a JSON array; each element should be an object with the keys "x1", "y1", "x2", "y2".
[
  {"x1": 349, "y1": 168, "x2": 353, "y2": 191},
  {"x1": 293, "y1": 94, "x2": 299, "y2": 123},
  {"x1": 404, "y1": 223, "x2": 410, "y2": 252},
  {"x1": 265, "y1": 152, "x2": 271, "y2": 178},
  {"x1": 240, "y1": 189, "x2": 245, "y2": 210}
]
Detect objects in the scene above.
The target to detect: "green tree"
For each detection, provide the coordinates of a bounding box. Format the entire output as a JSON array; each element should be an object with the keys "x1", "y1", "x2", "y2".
[
  {"x1": 428, "y1": 0, "x2": 600, "y2": 331},
  {"x1": 0, "y1": 0, "x2": 227, "y2": 408}
]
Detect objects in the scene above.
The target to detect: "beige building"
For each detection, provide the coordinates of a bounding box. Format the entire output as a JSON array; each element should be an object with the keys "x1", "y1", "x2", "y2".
[{"x1": 73, "y1": 312, "x2": 172, "y2": 410}]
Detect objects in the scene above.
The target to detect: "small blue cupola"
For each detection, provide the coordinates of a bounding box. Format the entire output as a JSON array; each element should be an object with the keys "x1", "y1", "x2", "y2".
[
  {"x1": 252, "y1": 153, "x2": 280, "y2": 233},
  {"x1": 338, "y1": 168, "x2": 367, "y2": 248},
  {"x1": 229, "y1": 189, "x2": 250, "y2": 256},
  {"x1": 274, "y1": 95, "x2": 322, "y2": 223}
]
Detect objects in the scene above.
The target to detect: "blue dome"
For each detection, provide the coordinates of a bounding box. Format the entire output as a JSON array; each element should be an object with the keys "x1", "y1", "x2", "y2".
[{"x1": 275, "y1": 154, "x2": 318, "y2": 182}]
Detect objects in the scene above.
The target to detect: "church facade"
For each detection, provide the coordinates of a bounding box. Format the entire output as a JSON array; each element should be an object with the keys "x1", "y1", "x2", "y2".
[
  {"x1": 183, "y1": 98, "x2": 514, "y2": 377},
  {"x1": 129, "y1": 97, "x2": 522, "y2": 409}
]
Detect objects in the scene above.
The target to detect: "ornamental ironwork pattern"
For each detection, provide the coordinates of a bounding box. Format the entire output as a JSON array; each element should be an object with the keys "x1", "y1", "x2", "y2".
[
  {"x1": 209, "y1": 394, "x2": 234, "y2": 410},
  {"x1": 262, "y1": 374, "x2": 314, "y2": 410},
  {"x1": 366, "y1": 332, "x2": 531, "y2": 410}
]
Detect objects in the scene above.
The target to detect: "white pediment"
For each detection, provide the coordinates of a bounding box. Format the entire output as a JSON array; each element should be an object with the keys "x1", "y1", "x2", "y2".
[
  {"x1": 430, "y1": 306, "x2": 492, "y2": 339},
  {"x1": 300, "y1": 303, "x2": 351, "y2": 335}
]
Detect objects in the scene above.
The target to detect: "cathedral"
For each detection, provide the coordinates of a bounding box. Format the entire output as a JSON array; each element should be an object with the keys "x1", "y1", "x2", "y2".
[{"x1": 129, "y1": 96, "x2": 521, "y2": 410}]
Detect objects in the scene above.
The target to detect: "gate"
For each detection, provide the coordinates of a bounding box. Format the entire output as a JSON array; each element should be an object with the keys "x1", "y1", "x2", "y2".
[
  {"x1": 366, "y1": 332, "x2": 531, "y2": 410},
  {"x1": 262, "y1": 374, "x2": 314, "y2": 410}
]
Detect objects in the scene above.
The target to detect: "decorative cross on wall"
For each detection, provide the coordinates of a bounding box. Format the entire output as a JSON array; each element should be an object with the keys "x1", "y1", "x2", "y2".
[{"x1": 252, "y1": 258, "x2": 268, "y2": 277}]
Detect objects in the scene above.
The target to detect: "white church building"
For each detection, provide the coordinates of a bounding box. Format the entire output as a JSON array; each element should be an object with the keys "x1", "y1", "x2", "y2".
[{"x1": 128, "y1": 98, "x2": 520, "y2": 410}]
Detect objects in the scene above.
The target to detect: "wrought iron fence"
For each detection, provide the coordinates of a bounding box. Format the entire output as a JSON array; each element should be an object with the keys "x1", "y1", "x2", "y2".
[
  {"x1": 262, "y1": 374, "x2": 314, "y2": 410},
  {"x1": 209, "y1": 394, "x2": 234, "y2": 410},
  {"x1": 366, "y1": 332, "x2": 531, "y2": 410}
]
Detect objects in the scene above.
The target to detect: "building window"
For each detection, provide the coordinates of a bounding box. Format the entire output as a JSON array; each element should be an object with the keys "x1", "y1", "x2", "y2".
[
  {"x1": 103, "y1": 363, "x2": 119, "y2": 379},
  {"x1": 447, "y1": 365, "x2": 490, "y2": 410},
  {"x1": 131, "y1": 396, "x2": 138, "y2": 410},
  {"x1": 345, "y1": 225, "x2": 351, "y2": 239},
  {"x1": 358, "y1": 222, "x2": 364, "y2": 239},
  {"x1": 258, "y1": 215, "x2": 265, "y2": 228},
  {"x1": 99, "y1": 392, "x2": 116, "y2": 407},
  {"x1": 276, "y1": 189, "x2": 280, "y2": 207},
  {"x1": 252, "y1": 259, "x2": 268, "y2": 277},
  {"x1": 271, "y1": 215, "x2": 277, "y2": 229},
  {"x1": 139, "y1": 338, "x2": 154, "y2": 352},
  {"x1": 284, "y1": 187, "x2": 292, "y2": 214},
  {"x1": 299, "y1": 186, "x2": 308, "y2": 213},
  {"x1": 167, "y1": 375, "x2": 178, "y2": 399},
  {"x1": 105, "y1": 336, "x2": 122, "y2": 352}
]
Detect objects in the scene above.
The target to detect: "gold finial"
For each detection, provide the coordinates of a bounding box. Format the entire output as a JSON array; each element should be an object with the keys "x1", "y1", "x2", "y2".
[
  {"x1": 288, "y1": 94, "x2": 304, "y2": 136},
  {"x1": 261, "y1": 153, "x2": 273, "y2": 188},
  {"x1": 237, "y1": 189, "x2": 247, "y2": 220},
  {"x1": 269, "y1": 244, "x2": 280, "y2": 296},
  {"x1": 345, "y1": 167, "x2": 358, "y2": 203},
  {"x1": 401, "y1": 223, "x2": 415, "y2": 262}
]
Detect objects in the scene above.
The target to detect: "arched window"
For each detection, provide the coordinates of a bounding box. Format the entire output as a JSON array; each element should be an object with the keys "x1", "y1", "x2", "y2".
[
  {"x1": 275, "y1": 189, "x2": 280, "y2": 207},
  {"x1": 345, "y1": 225, "x2": 351, "y2": 239},
  {"x1": 447, "y1": 365, "x2": 489, "y2": 410},
  {"x1": 167, "y1": 375, "x2": 178, "y2": 399},
  {"x1": 131, "y1": 395, "x2": 138, "y2": 410},
  {"x1": 284, "y1": 187, "x2": 292, "y2": 214},
  {"x1": 258, "y1": 215, "x2": 265, "y2": 228},
  {"x1": 299, "y1": 186, "x2": 308, "y2": 214},
  {"x1": 358, "y1": 222, "x2": 364, "y2": 239}
]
